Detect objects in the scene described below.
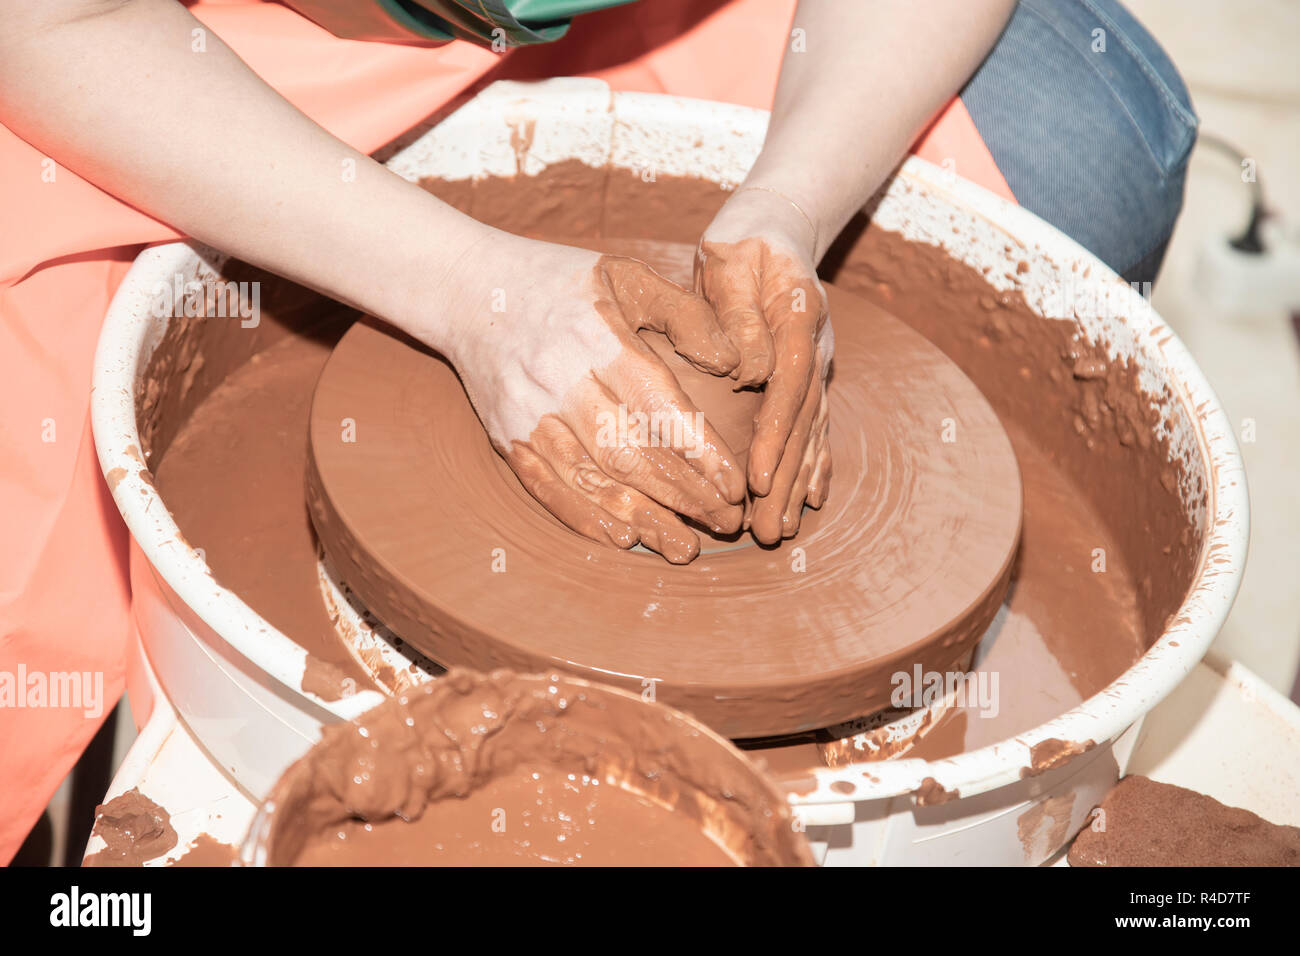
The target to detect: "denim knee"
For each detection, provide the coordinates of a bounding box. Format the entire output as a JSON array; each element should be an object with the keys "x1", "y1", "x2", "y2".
[{"x1": 961, "y1": 0, "x2": 1198, "y2": 285}]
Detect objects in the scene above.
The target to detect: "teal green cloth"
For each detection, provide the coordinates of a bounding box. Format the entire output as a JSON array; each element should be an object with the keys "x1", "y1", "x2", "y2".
[{"x1": 282, "y1": 0, "x2": 638, "y2": 47}]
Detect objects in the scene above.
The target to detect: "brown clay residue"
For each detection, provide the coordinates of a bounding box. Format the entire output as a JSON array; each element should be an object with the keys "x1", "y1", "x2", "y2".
[
  {"x1": 105, "y1": 467, "x2": 127, "y2": 491},
  {"x1": 914, "y1": 777, "x2": 960, "y2": 807},
  {"x1": 1069, "y1": 776, "x2": 1300, "y2": 867},
  {"x1": 1017, "y1": 792, "x2": 1076, "y2": 862},
  {"x1": 819, "y1": 701, "x2": 942, "y2": 766},
  {"x1": 508, "y1": 118, "x2": 536, "y2": 174},
  {"x1": 823, "y1": 214, "x2": 1202, "y2": 647},
  {"x1": 83, "y1": 788, "x2": 178, "y2": 867},
  {"x1": 300, "y1": 655, "x2": 355, "y2": 702},
  {"x1": 168, "y1": 833, "x2": 239, "y2": 867},
  {"x1": 1020, "y1": 738, "x2": 1097, "y2": 778},
  {"x1": 149, "y1": 317, "x2": 378, "y2": 701}
]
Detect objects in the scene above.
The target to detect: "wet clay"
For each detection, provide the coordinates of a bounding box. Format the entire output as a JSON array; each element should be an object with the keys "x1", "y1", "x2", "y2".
[
  {"x1": 425, "y1": 166, "x2": 1197, "y2": 759},
  {"x1": 295, "y1": 768, "x2": 735, "y2": 865},
  {"x1": 83, "y1": 788, "x2": 177, "y2": 867},
  {"x1": 1068, "y1": 776, "x2": 1300, "y2": 867},
  {"x1": 168, "y1": 833, "x2": 239, "y2": 867},
  {"x1": 143, "y1": 165, "x2": 1199, "y2": 774},
  {"x1": 306, "y1": 256, "x2": 1022, "y2": 739},
  {"x1": 824, "y1": 214, "x2": 1198, "y2": 647},
  {"x1": 1017, "y1": 792, "x2": 1077, "y2": 862},
  {"x1": 591, "y1": 239, "x2": 767, "y2": 511},
  {"x1": 257, "y1": 670, "x2": 812, "y2": 866},
  {"x1": 638, "y1": 328, "x2": 763, "y2": 492},
  {"x1": 150, "y1": 318, "x2": 375, "y2": 700},
  {"x1": 431, "y1": 164, "x2": 1197, "y2": 639}
]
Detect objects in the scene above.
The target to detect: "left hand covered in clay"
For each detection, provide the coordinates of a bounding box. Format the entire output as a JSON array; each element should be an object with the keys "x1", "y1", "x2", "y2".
[
  {"x1": 697, "y1": 187, "x2": 834, "y2": 544},
  {"x1": 437, "y1": 234, "x2": 749, "y2": 563}
]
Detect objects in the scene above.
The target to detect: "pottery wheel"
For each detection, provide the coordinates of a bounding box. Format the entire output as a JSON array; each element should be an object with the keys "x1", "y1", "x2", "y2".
[{"x1": 306, "y1": 240, "x2": 1022, "y2": 738}]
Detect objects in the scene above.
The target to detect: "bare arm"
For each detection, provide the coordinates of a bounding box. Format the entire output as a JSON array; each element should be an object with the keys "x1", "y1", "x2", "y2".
[
  {"x1": 698, "y1": 0, "x2": 1017, "y2": 541},
  {"x1": 0, "y1": 0, "x2": 750, "y2": 562},
  {"x1": 748, "y1": 0, "x2": 1019, "y2": 259},
  {"x1": 0, "y1": 0, "x2": 483, "y2": 355}
]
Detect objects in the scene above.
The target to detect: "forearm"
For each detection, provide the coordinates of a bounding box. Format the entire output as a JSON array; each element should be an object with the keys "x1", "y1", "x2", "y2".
[
  {"x1": 0, "y1": 0, "x2": 485, "y2": 352},
  {"x1": 746, "y1": 0, "x2": 1017, "y2": 260}
]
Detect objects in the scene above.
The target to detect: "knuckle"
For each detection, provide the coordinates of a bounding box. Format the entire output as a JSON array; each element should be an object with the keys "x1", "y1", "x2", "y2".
[
  {"x1": 625, "y1": 377, "x2": 684, "y2": 427},
  {"x1": 599, "y1": 442, "x2": 644, "y2": 482},
  {"x1": 597, "y1": 486, "x2": 638, "y2": 520},
  {"x1": 721, "y1": 306, "x2": 764, "y2": 337},
  {"x1": 663, "y1": 492, "x2": 704, "y2": 519},
  {"x1": 743, "y1": 349, "x2": 776, "y2": 384},
  {"x1": 569, "y1": 460, "x2": 613, "y2": 495}
]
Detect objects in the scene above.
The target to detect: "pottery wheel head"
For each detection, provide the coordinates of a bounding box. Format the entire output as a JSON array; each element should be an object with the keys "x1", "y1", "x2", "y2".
[{"x1": 306, "y1": 239, "x2": 1023, "y2": 739}]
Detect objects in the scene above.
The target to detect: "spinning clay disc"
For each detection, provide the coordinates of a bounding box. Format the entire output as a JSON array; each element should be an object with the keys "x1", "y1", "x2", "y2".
[{"x1": 306, "y1": 240, "x2": 1022, "y2": 738}]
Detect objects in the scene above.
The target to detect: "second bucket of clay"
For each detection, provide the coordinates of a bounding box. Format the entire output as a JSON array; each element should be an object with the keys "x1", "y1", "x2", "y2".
[{"x1": 241, "y1": 669, "x2": 814, "y2": 866}]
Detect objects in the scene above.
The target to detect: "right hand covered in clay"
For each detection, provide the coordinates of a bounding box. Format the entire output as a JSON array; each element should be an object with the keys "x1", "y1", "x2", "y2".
[
  {"x1": 434, "y1": 234, "x2": 747, "y2": 563},
  {"x1": 696, "y1": 188, "x2": 834, "y2": 545}
]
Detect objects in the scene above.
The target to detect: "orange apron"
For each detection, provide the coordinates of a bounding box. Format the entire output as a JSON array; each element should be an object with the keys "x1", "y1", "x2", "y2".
[{"x1": 0, "y1": 0, "x2": 1011, "y2": 862}]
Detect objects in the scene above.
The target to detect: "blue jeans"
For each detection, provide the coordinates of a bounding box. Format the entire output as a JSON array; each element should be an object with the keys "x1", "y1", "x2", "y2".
[{"x1": 961, "y1": 0, "x2": 1198, "y2": 284}]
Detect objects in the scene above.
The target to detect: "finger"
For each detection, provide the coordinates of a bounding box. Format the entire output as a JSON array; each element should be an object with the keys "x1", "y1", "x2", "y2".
[
  {"x1": 603, "y1": 348, "x2": 748, "y2": 505},
  {"x1": 781, "y1": 454, "x2": 816, "y2": 536},
  {"x1": 567, "y1": 382, "x2": 744, "y2": 533},
  {"x1": 593, "y1": 485, "x2": 702, "y2": 564},
  {"x1": 530, "y1": 418, "x2": 702, "y2": 564},
  {"x1": 750, "y1": 353, "x2": 822, "y2": 545},
  {"x1": 779, "y1": 388, "x2": 830, "y2": 532},
  {"x1": 636, "y1": 444, "x2": 744, "y2": 535},
  {"x1": 696, "y1": 241, "x2": 775, "y2": 387},
  {"x1": 800, "y1": 416, "x2": 832, "y2": 512},
  {"x1": 503, "y1": 438, "x2": 637, "y2": 550},
  {"x1": 772, "y1": 347, "x2": 834, "y2": 533},
  {"x1": 748, "y1": 311, "x2": 817, "y2": 496},
  {"x1": 599, "y1": 257, "x2": 739, "y2": 375},
  {"x1": 806, "y1": 403, "x2": 833, "y2": 509}
]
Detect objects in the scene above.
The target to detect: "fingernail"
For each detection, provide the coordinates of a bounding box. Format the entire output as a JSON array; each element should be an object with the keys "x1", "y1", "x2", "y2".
[
  {"x1": 608, "y1": 523, "x2": 638, "y2": 549},
  {"x1": 711, "y1": 505, "x2": 744, "y2": 535},
  {"x1": 712, "y1": 468, "x2": 745, "y2": 505},
  {"x1": 708, "y1": 335, "x2": 740, "y2": 368},
  {"x1": 666, "y1": 534, "x2": 700, "y2": 564}
]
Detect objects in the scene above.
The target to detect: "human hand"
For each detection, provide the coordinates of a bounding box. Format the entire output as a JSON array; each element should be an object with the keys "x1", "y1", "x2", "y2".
[
  {"x1": 436, "y1": 234, "x2": 747, "y2": 563},
  {"x1": 696, "y1": 187, "x2": 834, "y2": 544}
]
